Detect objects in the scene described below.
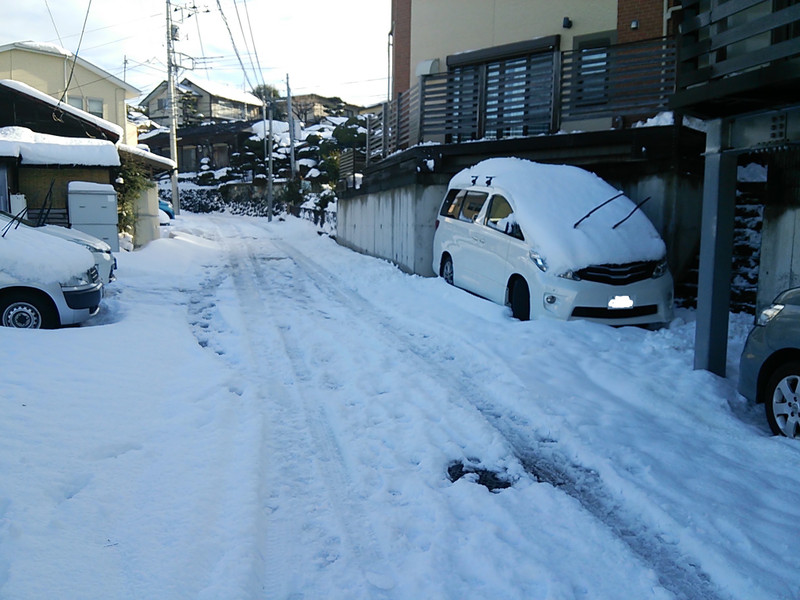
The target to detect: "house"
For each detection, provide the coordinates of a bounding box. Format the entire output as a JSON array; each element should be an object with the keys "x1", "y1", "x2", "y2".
[
  {"x1": 0, "y1": 41, "x2": 140, "y2": 144},
  {"x1": 338, "y1": 0, "x2": 703, "y2": 281},
  {"x1": 140, "y1": 119, "x2": 261, "y2": 172},
  {"x1": 141, "y1": 76, "x2": 262, "y2": 127},
  {"x1": 670, "y1": 0, "x2": 800, "y2": 375},
  {"x1": 0, "y1": 79, "x2": 174, "y2": 248},
  {"x1": 285, "y1": 94, "x2": 361, "y2": 124}
]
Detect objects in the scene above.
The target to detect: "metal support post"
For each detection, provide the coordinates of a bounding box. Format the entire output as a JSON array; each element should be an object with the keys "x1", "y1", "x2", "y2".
[{"x1": 694, "y1": 119, "x2": 737, "y2": 375}]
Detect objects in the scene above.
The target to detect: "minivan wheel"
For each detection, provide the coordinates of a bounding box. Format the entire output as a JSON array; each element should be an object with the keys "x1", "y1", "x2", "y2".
[
  {"x1": 765, "y1": 361, "x2": 800, "y2": 438},
  {"x1": 510, "y1": 279, "x2": 530, "y2": 321},
  {"x1": 0, "y1": 293, "x2": 58, "y2": 329},
  {"x1": 441, "y1": 256, "x2": 454, "y2": 286}
]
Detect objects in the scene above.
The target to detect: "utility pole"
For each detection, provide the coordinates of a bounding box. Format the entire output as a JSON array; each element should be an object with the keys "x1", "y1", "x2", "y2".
[
  {"x1": 267, "y1": 100, "x2": 274, "y2": 222},
  {"x1": 286, "y1": 74, "x2": 297, "y2": 178},
  {"x1": 166, "y1": 0, "x2": 181, "y2": 215}
]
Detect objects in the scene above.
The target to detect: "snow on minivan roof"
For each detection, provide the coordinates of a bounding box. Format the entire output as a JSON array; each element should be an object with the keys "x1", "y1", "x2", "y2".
[
  {"x1": 1, "y1": 215, "x2": 95, "y2": 283},
  {"x1": 450, "y1": 158, "x2": 666, "y2": 274}
]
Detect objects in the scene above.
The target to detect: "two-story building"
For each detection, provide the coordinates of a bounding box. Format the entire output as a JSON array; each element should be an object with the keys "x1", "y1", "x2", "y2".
[
  {"x1": 141, "y1": 76, "x2": 262, "y2": 127},
  {"x1": 338, "y1": 0, "x2": 703, "y2": 284},
  {"x1": 0, "y1": 41, "x2": 141, "y2": 145}
]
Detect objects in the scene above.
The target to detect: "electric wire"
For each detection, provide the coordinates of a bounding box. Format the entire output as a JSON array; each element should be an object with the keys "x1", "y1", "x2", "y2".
[
  {"x1": 59, "y1": 0, "x2": 93, "y2": 105},
  {"x1": 43, "y1": 0, "x2": 65, "y2": 46},
  {"x1": 232, "y1": 0, "x2": 258, "y2": 85},
  {"x1": 214, "y1": 0, "x2": 257, "y2": 92}
]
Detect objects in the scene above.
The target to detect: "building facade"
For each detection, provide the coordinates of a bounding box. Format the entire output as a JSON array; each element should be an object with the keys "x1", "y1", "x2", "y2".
[{"x1": 0, "y1": 41, "x2": 140, "y2": 144}]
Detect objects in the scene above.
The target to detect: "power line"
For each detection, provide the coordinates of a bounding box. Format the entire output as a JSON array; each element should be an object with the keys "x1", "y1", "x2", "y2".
[
  {"x1": 43, "y1": 0, "x2": 65, "y2": 46},
  {"x1": 242, "y1": 0, "x2": 267, "y2": 89},
  {"x1": 58, "y1": 0, "x2": 93, "y2": 106},
  {"x1": 213, "y1": 0, "x2": 257, "y2": 93},
  {"x1": 231, "y1": 0, "x2": 259, "y2": 87}
]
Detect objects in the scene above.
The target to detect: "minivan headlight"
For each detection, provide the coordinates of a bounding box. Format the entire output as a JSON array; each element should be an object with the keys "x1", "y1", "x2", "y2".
[
  {"x1": 757, "y1": 304, "x2": 784, "y2": 326},
  {"x1": 558, "y1": 270, "x2": 580, "y2": 281},
  {"x1": 63, "y1": 274, "x2": 90, "y2": 287},
  {"x1": 652, "y1": 257, "x2": 669, "y2": 279},
  {"x1": 529, "y1": 249, "x2": 547, "y2": 272}
]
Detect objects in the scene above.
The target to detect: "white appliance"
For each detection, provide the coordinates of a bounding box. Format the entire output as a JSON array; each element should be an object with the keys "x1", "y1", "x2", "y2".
[{"x1": 67, "y1": 181, "x2": 119, "y2": 251}]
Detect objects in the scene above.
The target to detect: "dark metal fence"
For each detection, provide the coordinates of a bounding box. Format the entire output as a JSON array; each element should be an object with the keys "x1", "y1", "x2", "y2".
[
  {"x1": 367, "y1": 36, "x2": 677, "y2": 163},
  {"x1": 562, "y1": 37, "x2": 676, "y2": 120}
]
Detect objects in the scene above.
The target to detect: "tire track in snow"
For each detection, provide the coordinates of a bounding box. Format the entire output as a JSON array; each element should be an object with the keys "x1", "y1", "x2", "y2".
[
  {"x1": 210, "y1": 219, "x2": 397, "y2": 598},
  {"x1": 267, "y1": 233, "x2": 729, "y2": 600}
]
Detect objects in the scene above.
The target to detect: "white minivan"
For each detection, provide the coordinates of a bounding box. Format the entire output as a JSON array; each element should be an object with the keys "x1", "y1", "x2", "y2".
[{"x1": 432, "y1": 158, "x2": 674, "y2": 325}]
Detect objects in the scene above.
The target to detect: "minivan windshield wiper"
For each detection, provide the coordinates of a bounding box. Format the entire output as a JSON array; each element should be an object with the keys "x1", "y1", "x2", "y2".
[
  {"x1": 573, "y1": 192, "x2": 624, "y2": 229},
  {"x1": 612, "y1": 196, "x2": 652, "y2": 229},
  {"x1": 1, "y1": 206, "x2": 28, "y2": 238}
]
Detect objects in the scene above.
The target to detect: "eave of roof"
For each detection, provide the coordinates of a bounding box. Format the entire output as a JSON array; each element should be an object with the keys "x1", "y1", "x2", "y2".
[{"x1": 0, "y1": 79, "x2": 123, "y2": 142}]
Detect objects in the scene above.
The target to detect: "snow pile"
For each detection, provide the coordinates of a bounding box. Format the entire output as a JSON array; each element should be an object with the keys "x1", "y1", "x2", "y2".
[
  {"x1": 1, "y1": 213, "x2": 799, "y2": 599},
  {"x1": 451, "y1": 158, "x2": 665, "y2": 273},
  {"x1": 0, "y1": 216, "x2": 94, "y2": 282}
]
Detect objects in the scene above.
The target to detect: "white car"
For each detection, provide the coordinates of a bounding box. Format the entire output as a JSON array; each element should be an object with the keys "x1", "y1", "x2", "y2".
[
  {"x1": 1, "y1": 219, "x2": 103, "y2": 328},
  {"x1": 0, "y1": 211, "x2": 116, "y2": 284},
  {"x1": 432, "y1": 158, "x2": 674, "y2": 325}
]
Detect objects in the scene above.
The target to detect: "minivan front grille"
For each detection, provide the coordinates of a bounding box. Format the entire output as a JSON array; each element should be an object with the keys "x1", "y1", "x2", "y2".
[
  {"x1": 88, "y1": 266, "x2": 100, "y2": 283},
  {"x1": 574, "y1": 261, "x2": 658, "y2": 286},
  {"x1": 571, "y1": 305, "x2": 658, "y2": 319}
]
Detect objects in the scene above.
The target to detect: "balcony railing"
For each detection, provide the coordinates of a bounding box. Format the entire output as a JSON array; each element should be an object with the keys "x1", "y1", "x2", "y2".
[
  {"x1": 367, "y1": 36, "x2": 677, "y2": 164},
  {"x1": 672, "y1": 0, "x2": 800, "y2": 116}
]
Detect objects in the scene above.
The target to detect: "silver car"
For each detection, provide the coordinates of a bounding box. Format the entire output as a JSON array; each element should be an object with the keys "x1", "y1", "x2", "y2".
[{"x1": 739, "y1": 287, "x2": 800, "y2": 437}]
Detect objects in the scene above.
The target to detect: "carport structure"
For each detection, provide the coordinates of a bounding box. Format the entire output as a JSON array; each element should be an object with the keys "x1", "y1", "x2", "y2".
[{"x1": 671, "y1": 0, "x2": 800, "y2": 376}]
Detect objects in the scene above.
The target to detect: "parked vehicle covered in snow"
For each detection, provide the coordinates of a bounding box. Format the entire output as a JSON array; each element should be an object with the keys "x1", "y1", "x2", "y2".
[
  {"x1": 0, "y1": 211, "x2": 116, "y2": 284},
  {"x1": 0, "y1": 217, "x2": 102, "y2": 328},
  {"x1": 432, "y1": 158, "x2": 673, "y2": 325}
]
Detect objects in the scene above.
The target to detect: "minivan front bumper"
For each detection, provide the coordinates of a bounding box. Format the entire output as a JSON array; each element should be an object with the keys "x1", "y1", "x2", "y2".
[
  {"x1": 533, "y1": 272, "x2": 674, "y2": 326},
  {"x1": 63, "y1": 282, "x2": 103, "y2": 311}
]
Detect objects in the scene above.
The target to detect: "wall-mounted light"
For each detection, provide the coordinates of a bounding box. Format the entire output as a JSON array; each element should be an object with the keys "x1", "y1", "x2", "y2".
[
  {"x1": 631, "y1": 19, "x2": 640, "y2": 30},
  {"x1": 562, "y1": 17, "x2": 573, "y2": 29}
]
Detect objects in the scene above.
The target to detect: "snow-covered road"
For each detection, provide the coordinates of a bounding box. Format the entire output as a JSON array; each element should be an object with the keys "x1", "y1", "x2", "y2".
[{"x1": 2, "y1": 214, "x2": 799, "y2": 600}]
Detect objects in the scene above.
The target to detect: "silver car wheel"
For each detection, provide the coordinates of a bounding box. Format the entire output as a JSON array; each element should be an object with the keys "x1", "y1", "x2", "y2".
[
  {"x1": 442, "y1": 257, "x2": 454, "y2": 286},
  {"x1": 2, "y1": 302, "x2": 43, "y2": 328},
  {"x1": 766, "y1": 364, "x2": 800, "y2": 437}
]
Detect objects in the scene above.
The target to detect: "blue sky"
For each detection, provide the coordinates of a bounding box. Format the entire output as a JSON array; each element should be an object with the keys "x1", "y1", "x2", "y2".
[{"x1": 1, "y1": 0, "x2": 391, "y2": 106}]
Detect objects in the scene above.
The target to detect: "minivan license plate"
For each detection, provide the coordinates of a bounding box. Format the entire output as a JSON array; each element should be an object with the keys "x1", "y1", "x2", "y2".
[{"x1": 608, "y1": 295, "x2": 634, "y2": 309}]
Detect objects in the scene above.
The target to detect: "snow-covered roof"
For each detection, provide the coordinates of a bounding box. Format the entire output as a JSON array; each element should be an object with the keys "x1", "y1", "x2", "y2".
[
  {"x1": 117, "y1": 143, "x2": 176, "y2": 171},
  {"x1": 181, "y1": 76, "x2": 262, "y2": 106},
  {"x1": 67, "y1": 181, "x2": 115, "y2": 193},
  {"x1": 0, "y1": 42, "x2": 140, "y2": 96},
  {"x1": 0, "y1": 79, "x2": 124, "y2": 140},
  {"x1": 0, "y1": 126, "x2": 120, "y2": 167},
  {"x1": 450, "y1": 158, "x2": 665, "y2": 273},
  {"x1": 248, "y1": 120, "x2": 290, "y2": 140}
]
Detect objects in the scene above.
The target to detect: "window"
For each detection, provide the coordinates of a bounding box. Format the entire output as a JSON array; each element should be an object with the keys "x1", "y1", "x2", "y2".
[
  {"x1": 440, "y1": 189, "x2": 465, "y2": 218},
  {"x1": 157, "y1": 98, "x2": 168, "y2": 111},
  {"x1": 485, "y1": 195, "x2": 524, "y2": 239},
  {"x1": 458, "y1": 191, "x2": 488, "y2": 222},
  {"x1": 86, "y1": 98, "x2": 103, "y2": 118},
  {"x1": 66, "y1": 96, "x2": 83, "y2": 110},
  {"x1": 572, "y1": 34, "x2": 613, "y2": 108}
]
